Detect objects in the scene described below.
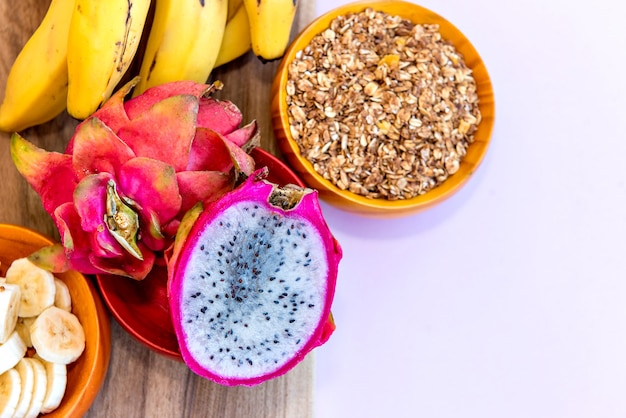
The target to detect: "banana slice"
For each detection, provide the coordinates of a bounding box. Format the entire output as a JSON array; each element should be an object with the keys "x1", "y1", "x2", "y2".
[
  {"x1": 24, "y1": 357, "x2": 47, "y2": 418},
  {"x1": 13, "y1": 357, "x2": 35, "y2": 418},
  {"x1": 34, "y1": 354, "x2": 67, "y2": 414},
  {"x1": 53, "y1": 278, "x2": 72, "y2": 312},
  {"x1": 15, "y1": 316, "x2": 36, "y2": 348},
  {"x1": 0, "y1": 368, "x2": 22, "y2": 418},
  {"x1": 30, "y1": 306, "x2": 85, "y2": 365},
  {"x1": 0, "y1": 282, "x2": 21, "y2": 343},
  {"x1": 0, "y1": 331, "x2": 27, "y2": 375},
  {"x1": 5, "y1": 257, "x2": 56, "y2": 318}
]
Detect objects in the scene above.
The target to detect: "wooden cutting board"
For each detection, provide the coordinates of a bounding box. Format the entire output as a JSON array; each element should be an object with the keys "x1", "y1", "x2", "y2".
[{"x1": 0, "y1": 1, "x2": 316, "y2": 416}]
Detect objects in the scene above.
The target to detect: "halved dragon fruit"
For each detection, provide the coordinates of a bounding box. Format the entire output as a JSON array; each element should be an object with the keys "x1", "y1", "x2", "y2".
[{"x1": 168, "y1": 168, "x2": 341, "y2": 386}]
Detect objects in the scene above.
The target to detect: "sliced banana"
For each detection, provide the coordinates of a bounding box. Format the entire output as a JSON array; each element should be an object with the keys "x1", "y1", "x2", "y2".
[
  {"x1": 53, "y1": 278, "x2": 72, "y2": 312},
  {"x1": 24, "y1": 357, "x2": 47, "y2": 418},
  {"x1": 0, "y1": 260, "x2": 82, "y2": 415},
  {"x1": 13, "y1": 357, "x2": 35, "y2": 418},
  {"x1": 0, "y1": 282, "x2": 21, "y2": 343},
  {"x1": 5, "y1": 257, "x2": 56, "y2": 318},
  {"x1": 34, "y1": 354, "x2": 67, "y2": 414},
  {"x1": 0, "y1": 331, "x2": 27, "y2": 375},
  {"x1": 0, "y1": 368, "x2": 21, "y2": 418},
  {"x1": 15, "y1": 316, "x2": 36, "y2": 348},
  {"x1": 30, "y1": 306, "x2": 85, "y2": 365}
]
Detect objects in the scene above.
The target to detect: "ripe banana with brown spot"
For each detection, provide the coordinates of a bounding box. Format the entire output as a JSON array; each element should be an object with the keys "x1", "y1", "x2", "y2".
[
  {"x1": 243, "y1": 0, "x2": 298, "y2": 62},
  {"x1": 215, "y1": 3, "x2": 252, "y2": 68},
  {"x1": 66, "y1": 0, "x2": 151, "y2": 119},
  {"x1": 134, "y1": 0, "x2": 229, "y2": 96},
  {"x1": 0, "y1": 0, "x2": 75, "y2": 132}
]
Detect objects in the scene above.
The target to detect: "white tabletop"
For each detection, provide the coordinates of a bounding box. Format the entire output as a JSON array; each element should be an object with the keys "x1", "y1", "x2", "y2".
[{"x1": 311, "y1": 1, "x2": 626, "y2": 417}]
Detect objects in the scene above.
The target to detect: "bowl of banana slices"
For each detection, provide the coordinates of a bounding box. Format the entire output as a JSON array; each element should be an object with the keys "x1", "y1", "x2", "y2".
[{"x1": 0, "y1": 224, "x2": 111, "y2": 417}]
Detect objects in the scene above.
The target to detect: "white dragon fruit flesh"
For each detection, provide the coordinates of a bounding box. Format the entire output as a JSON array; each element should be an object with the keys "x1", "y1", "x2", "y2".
[{"x1": 168, "y1": 169, "x2": 341, "y2": 386}]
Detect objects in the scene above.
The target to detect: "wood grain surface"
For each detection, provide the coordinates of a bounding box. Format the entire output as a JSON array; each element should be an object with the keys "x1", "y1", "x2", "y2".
[{"x1": 0, "y1": 1, "x2": 316, "y2": 416}]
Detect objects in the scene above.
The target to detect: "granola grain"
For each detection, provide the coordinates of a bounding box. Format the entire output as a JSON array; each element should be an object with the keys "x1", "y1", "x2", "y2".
[{"x1": 286, "y1": 8, "x2": 482, "y2": 200}]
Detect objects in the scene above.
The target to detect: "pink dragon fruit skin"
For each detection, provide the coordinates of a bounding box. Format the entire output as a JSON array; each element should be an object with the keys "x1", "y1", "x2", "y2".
[
  {"x1": 168, "y1": 169, "x2": 342, "y2": 386},
  {"x1": 10, "y1": 77, "x2": 259, "y2": 280}
]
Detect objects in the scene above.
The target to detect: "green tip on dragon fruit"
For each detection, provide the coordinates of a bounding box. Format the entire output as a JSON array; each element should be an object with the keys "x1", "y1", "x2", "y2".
[{"x1": 10, "y1": 77, "x2": 260, "y2": 280}]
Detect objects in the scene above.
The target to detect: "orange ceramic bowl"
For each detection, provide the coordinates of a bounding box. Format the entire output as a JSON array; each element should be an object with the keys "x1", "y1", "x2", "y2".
[
  {"x1": 96, "y1": 148, "x2": 306, "y2": 360},
  {"x1": 271, "y1": 0, "x2": 495, "y2": 217},
  {"x1": 0, "y1": 224, "x2": 111, "y2": 417}
]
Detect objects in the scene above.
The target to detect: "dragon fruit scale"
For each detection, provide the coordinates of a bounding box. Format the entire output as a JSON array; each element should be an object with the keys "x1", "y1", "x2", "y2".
[
  {"x1": 168, "y1": 168, "x2": 342, "y2": 386},
  {"x1": 10, "y1": 77, "x2": 259, "y2": 280}
]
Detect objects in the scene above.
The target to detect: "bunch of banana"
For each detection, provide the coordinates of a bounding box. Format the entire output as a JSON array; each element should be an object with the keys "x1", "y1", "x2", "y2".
[
  {"x1": 0, "y1": 258, "x2": 84, "y2": 416},
  {"x1": 0, "y1": 0, "x2": 299, "y2": 132}
]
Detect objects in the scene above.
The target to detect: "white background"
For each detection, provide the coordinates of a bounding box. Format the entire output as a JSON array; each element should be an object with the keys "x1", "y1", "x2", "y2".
[{"x1": 310, "y1": 1, "x2": 626, "y2": 417}]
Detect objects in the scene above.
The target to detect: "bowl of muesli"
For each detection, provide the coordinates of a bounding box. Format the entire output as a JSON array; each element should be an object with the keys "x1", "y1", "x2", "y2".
[{"x1": 271, "y1": 0, "x2": 495, "y2": 217}]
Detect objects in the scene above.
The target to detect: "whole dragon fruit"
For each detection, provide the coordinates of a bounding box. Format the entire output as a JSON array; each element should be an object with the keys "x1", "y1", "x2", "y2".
[
  {"x1": 10, "y1": 77, "x2": 259, "y2": 280},
  {"x1": 168, "y1": 168, "x2": 341, "y2": 386}
]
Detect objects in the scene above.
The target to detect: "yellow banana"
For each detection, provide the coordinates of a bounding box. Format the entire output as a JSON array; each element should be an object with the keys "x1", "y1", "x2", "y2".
[
  {"x1": 215, "y1": 4, "x2": 251, "y2": 68},
  {"x1": 66, "y1": 0, "x2": 151, "y2": 119},
  {"x1": 227, "y1": 0, "x2": 243, "y2": 20},
  {"x1": 134, "y1": 0, "x2": 228, "y2": 97},
  {"x1": 0, "y1": 0, "x2": 76, "y2": 132},
  {"x1": 243, "y1": 0, "x2": 298, "y2": 62}
]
